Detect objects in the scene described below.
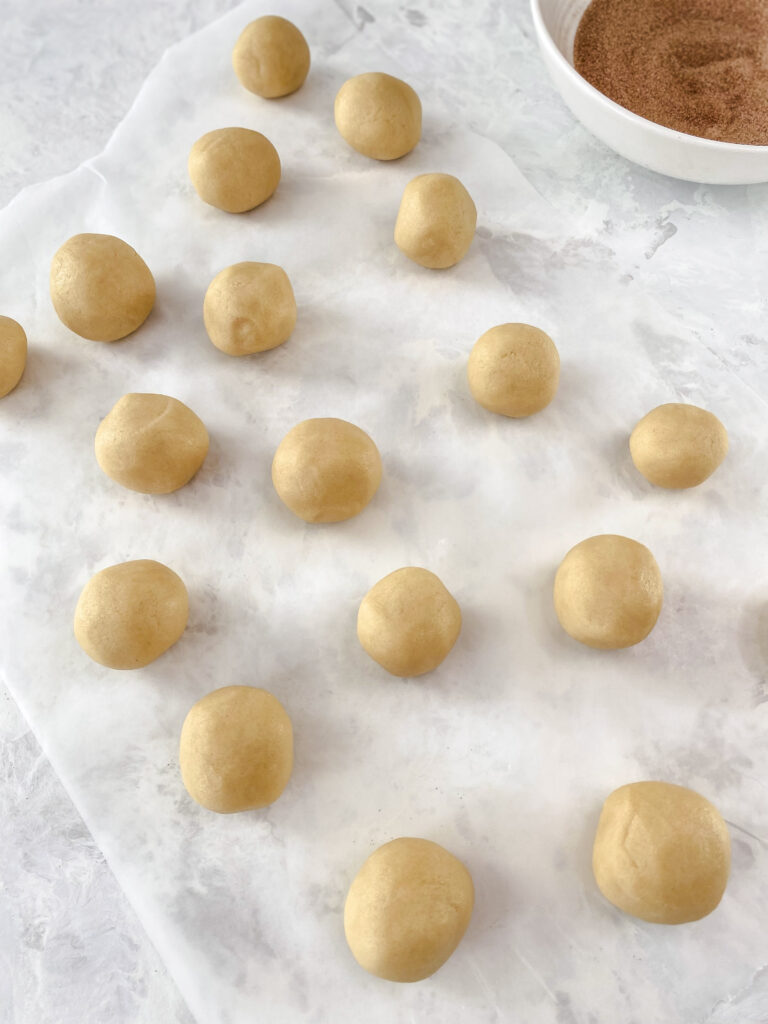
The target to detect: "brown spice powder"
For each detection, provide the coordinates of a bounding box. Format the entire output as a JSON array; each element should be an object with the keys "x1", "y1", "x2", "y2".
[{"x1": 574, "y1": 0, "x2": 768, "y2": 145}]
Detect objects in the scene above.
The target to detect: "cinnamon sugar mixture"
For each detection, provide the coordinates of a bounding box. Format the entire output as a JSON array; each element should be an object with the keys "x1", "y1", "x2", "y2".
[{"x1": 574, "y1": 0, "x2": 768, "y2": 145}]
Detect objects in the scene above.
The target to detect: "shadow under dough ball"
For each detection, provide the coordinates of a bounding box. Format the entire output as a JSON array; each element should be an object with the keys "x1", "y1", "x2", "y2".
[
  {"x1": 344, "y1": 837, "x2": 474, "y2": 982},
  {"x1": 395, "y1": 173, "x2": 476, "y2": 268},
  {"x1": 95, "y1": 393, "x2": 209, "y2": 494},
  {"x1": 553, "y1": 534, "x2": 663, "y2": 649},
  {"x1": 593, "y1": 781, "x2": 730, "y2": 924},
  {"x1": 468, "y1": 323, "x2": 560, "y2": 417},
  {"x1": 630, "y1": 402, "x2": 728, "y2": 488},
  {"x1": 50, "y1": 233, "x2": 155, "y2": 342},
  {"x1": 0, "y1": 316, "x2": 27, "y2": 398},
  {"x1": 334, "y1": 72, "x2": 421, "y2": 160},
  {"x1": 74, "y1": 559, "x2": 188, "y2": 669},
  {"x1": 203, "y1": 261, "x2": 296, "y2": 355},
  {"x1": 188, "y1": 127, "x2": 280, "y2": 213},
  {"x1": 357, "y1": 567, "x2": 462, "y2": 677},
  {"x1": 232, "y1": 15, "x2": 310, "y2": 98},
  {"x1": 271, "y1": 417, "x2": 382, "y2": 523},
  {"x1": 179, "y1": 685, "x2": 293, "y2": 813}
]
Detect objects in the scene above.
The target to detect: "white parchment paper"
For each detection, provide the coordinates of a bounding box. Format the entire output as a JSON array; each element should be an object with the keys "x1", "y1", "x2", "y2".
[{"x1": 1, "y1": 2, "x2": 767, "y2": 1021}]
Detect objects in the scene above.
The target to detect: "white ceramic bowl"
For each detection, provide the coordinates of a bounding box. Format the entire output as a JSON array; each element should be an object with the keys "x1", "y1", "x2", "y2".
[{"x1": 530, "y1": 0, "x2": 768, "y2": 185}]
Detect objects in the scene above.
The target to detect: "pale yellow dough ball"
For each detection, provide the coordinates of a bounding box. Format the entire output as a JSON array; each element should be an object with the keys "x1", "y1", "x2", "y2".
[
  {"x1": 189, "y1": 128, "x2": 281, "y2": 213},
  {"x1": 203, "y1": 262, "x2": 296, "y2": 356},
  {"x1": 334, "y1": 72, "x2": 421, "y2": 160},
  {"x1": 630, "y1": 403, "x2": 728, "y2": 489},
  {"x1": 180, "y1": 685, "x2": 293, "y2": 813},
  {"x1": 593, "y1": 781, "x2": 731, "y2": 924},
  {"x1": 0, "y1": 316, "x2": 27, "y2": 398},
  {"x1": 468, "y1": 323, "x2": 560, "y2": 417},
  {"x1": 553, "y1": 534, "x2": 663, "y2": 649},
  {"x1": 272, "y1": 417, "x2": 382, "y2": 523},
  {"x1": 344, "y1": 837, "x2": 474, "y2": 982},
  {"x1": 394, "y1": 173, "x2": 476, "y2": 269},
  {"x1": 74, "y1": 560, "x2": 188, "y2": 669},
  {"x1": 357, "y1": 567, "x2": 461, "y2": 677},
  {"x1": 50, "y1": 233, "x2": 155, "y2": 342},
  {"x1": 232, "y1": 16, "x2": 310, "y2": 98},
  {"x1": 95, "y1": 393, "x2": 209, "y2": 494}
]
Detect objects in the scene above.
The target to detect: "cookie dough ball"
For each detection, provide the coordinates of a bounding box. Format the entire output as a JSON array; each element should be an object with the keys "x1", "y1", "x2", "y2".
[
  {"x1": 272, "y1": 417, "x2": 382, "y2": 523},
  {"x1": 593, "y1": 781, "x2": 730, "y2": 924},
  {"x1": 357, "y1": 567, "x2": 461, "y2": 677},
  {"x1": 188, "y1": 128, "x2": 280, "y2": 213},
  {"x1": 395, "y1": 173, "x2": 476, "y2": 269},
  {"x1": 0, "y1": 316, "x2": 27, "y2": 398},
  {"x1": 74, "y1": 560, "x2": 188, "y2": 669},
  {"x1": 630, "y1": 403, "x2": 728, "y2": 489},
  {"x1": 334, "y1": 72, "x2": 421, "y2": 160},
  {"x1": 50, "y1": 234, "x2": 155, "y2": 342},
  {"x1": 345, "y1": 837, "x2": 474, "y2": 982},
  {"x1": 95, "y1": 393, "x2": 209, "y2": 494},
  {"x1": 468, "y1": 323, "x2": 560, "y2": 418},
  {"x1": 180, "y1": 685, "x2": 293, "y2": 813},
  {"x1": 554, "y1": 534, "x2": 663, "y2": 650},
  {"x1": 232, "y1": 16, "x2": 310, "y2": 98},
  {"x1": 203, "y1": 262, "x2": 296, "y2": 356}
]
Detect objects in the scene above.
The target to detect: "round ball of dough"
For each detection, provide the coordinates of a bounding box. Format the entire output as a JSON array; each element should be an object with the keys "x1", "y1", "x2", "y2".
[
  {"x1": 630, "y1": 403, "x2": 728, "y2": 489},
  {"x1": 271, "y1": 417, "x2": 382, "y2": 523},
  {"x1": 95, "y1": 393, "x2": 209, "y2": 494},
  {"x1": 74, "y1": 559, "x2": 188, "y2": 669},
  {"x1": 344, "y1": 837, "x2": 474, "y2": 982},
  {"x1": 180, "y1": 685, "x2": 293, "y2": 813},
  {"x1": 203, "y1": 262, "x2": 296, "y2": 356},
  {"x1": 553, "y1": 534, "x2": 663, "y2": 650},
  {"x1": 357, "y1": 567, "x2": 461, "y2": 677},
  {"x1": 232, "y1": 16, "x2": 310, "y2": 98},
  {"x1": 0, "y1": 316, "x2": 27, "y2": 398},
  {"x1": 188, "y1": 128, "x2": 281, "y2": 213},
  {"x1": 593, "y1": 781, "x2": 730, "y2": 924},
  {"x1": 468, "y1": 323, "x2": 560, "y2": 418},
  {"x1": 394, "y1": 173, "x2": 476, "y2": 269},
  {"x1": 334, "y1": 72, "x2": 421, "y2": 160},
  {"x1": 50, "y1": 234, "x2": 155, "y2": 342}
]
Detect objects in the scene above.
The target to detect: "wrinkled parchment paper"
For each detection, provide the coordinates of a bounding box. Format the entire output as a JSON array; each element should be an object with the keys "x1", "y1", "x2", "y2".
[{"x1": 1, "y1": 2, "x2": 767, "y2": 1021}]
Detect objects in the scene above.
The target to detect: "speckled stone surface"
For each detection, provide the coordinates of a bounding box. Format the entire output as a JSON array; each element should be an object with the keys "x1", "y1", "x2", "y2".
[
  {"x1": 1, "y1": 4, "x2": 239, "y2": 1021},
  {"x1": 2, "y1": 1, "x2": 768, "y2": 1022},
  {"x1": 0, "y1": 688, "x2": 195, "y2": 1024}
]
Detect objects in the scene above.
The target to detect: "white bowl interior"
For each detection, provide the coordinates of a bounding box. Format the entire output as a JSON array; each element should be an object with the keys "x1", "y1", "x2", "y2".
[
  {"x1": 538, "y1": 0, "x2": 591, "y2": 66},
  {"x1": 533, "y1": 0, "x2": 768, "y2": 182}
]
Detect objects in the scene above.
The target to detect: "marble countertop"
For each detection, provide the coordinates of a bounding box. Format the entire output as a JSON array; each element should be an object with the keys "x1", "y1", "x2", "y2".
[
  {"x1": 2, "y1": 1, "x2": 766, "y2": 1022},
  {"x1": 1, "y1": 4, "x2": 235, "y2": 1021}
]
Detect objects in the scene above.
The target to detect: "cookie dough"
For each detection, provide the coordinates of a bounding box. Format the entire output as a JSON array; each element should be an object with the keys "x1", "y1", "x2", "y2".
[
  {"x1": 394, "y1": 173, "x2": 476, "y2": 268},
  {"x1": 593, "y1": 781, "x2": 731, "y2": 924},
  {"x1": 334, "y1": 72, "x2": 421, "y2": 160},
  {"x1": 271, "y1": 417, "x2": 382, "y2": 523},
  {"x1": 232, "y1": 15, "x2": 310, "y2": 98},
  {"x1": 180, "y1": 685, "x2": 293, "y2": 813},
  {"x1": 50, "y1": 234, "x2": 156, "y2": 342},
  {"x1": 203, "y1": 262, "x2": 296, "y2": 355},
  {"x1": 468, "y1": 323, "x2": 560, "y2": 417},
  {"x1": 344, "y1": 837, "x2": 474, "y2": 982},
  {"x1": 0, "y1": 316, "x2": 27, "y2": 398},
  {"x1": 95, "y1": 393, "x2": 209, "y2": 494},
  {"x1": 357, "y1": 567, "x2": 461, "y2": 677},
  {"x1": 188, "y1": 128, "x2": 281, "y2": 213},
  {"x1": 74, "y1": 559, "x2": 188, "y2": 669},
  {"x1": 554, "y1": 534, "x2": 663, "y2": 649},
  {"x1": 630, "y1": 403, "x2": 728, "y2": 489}
]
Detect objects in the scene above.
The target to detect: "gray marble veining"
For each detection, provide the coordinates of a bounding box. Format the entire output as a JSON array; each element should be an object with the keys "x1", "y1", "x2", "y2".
[
  {"x1": 2, "y1": 0, "x2": 768, "y2": 1021},
  {"x1": 0, "y1": 683, "x2": 194, "y2": 1024}
]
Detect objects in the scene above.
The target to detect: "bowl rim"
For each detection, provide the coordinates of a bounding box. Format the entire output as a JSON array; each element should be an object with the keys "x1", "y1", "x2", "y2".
[{"x1": 529, "y1": 0, "x2": 768, "y2": 155}]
